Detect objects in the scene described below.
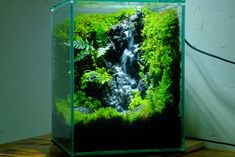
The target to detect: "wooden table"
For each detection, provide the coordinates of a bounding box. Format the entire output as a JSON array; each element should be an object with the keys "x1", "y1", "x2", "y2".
[{"x1": 0, "y1": 134, "x2": 234, "y2": 157}]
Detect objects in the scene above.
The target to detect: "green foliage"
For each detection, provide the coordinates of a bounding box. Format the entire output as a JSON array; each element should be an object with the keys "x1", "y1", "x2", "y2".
[
  {"x1": 74, "y1": 39, "x2": 94, "y2": 62},
  {"x1": 127, "y1": 91, "x2": 153, "y2": 123},
  {"x1": 74, "y1": 107, "x2": 122, "y2": 125},
  {"x1": 81, "y1": 67, "x2": 112, "y2": 89},
  {"x1": 147, "y1": 69, "x2": 173, "y2": 113},
  {"x1": 72, "y1": 9, "x2": 136, "y2": 89},
  {"x1": 140, "y1": 9, "x2": 179, "y2": 87},
  {"x1": 57, "y1": 97, "x2": 151, "y2": 125},
  {"x1": 73, "y1": 91, "x2": 102, "y2": 110},
  {"x1": 74, "y1": 9, "x2": 136, "y2": 47},
  {"x1": 138, "y1": 9, "x2": 180, "y2": 114},
  {"x1": 74, "y1": 13, "x2": 111, "y2": 46},
  {"x1": 128, "y1": 90, "x2": 147, "y2": 110},
  {"x1": 97, "y1": 47, "x2": 109, "y2": 58},
  {"x1": 55, "y1": 8, "x2": 180, "y2": 126},
  {"x1": 57, "y1": 68, "x2": 173, "y2": 125}
]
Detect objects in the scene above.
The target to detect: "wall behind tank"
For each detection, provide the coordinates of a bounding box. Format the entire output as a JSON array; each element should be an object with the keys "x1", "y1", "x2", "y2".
[
  {"x1": 0, "y1": 0, "x2": 235, "y2": 151},
  {"x1": 185, "y1": 0, "x2": 235, "y2": 151},
  {"x1": 0, "y1": 0, "x2": 60, "y2": 144}
]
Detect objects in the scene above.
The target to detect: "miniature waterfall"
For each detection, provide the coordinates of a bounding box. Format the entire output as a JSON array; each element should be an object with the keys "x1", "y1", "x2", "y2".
[
  {"x1": 109, "y1": 31, "x2": 138, "y2": 112},
  {"x1": 121, "y1": 30, "x2": 137, "y2": 73},
  {"x1": 103, "y1": 11, "x2": 144, "y2": 113}
]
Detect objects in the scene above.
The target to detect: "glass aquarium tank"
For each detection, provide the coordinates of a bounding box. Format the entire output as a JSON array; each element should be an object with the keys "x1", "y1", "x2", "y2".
[{"x1": 51, "y1": 0, "x2": 185, "y2": 156}]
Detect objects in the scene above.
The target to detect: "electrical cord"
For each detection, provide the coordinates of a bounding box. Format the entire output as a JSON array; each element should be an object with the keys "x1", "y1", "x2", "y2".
[
  {"x1": 187, "y1": 137, "x2": 235, "y2": 147},
  {"x1": 185, "y1": 39, "x2": 235, "y2": 65},
  {"x1": 185, "y1": 39, "x2": 235, "y2": 147}
]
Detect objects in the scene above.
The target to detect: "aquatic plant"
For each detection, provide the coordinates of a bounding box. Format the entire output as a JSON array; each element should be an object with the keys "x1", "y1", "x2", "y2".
[
  {"x1": 73, "y1": 91, "x2": 102, "y2": 110},
  {"x1": 139, "y1": 9, "x2": 180, "y2": 112},
  {"x1": 74, "y1": 9, "x2": 136, "y2": 47},
  {"x1": 74, "y1": 39, "x2": 94, "y2": 62},
  {"x1": 80, "y1": 67, "x2": 112, "y2": 90},
  {"x1": 55, "y1": 8, "x2": 180, "y2": 126}
]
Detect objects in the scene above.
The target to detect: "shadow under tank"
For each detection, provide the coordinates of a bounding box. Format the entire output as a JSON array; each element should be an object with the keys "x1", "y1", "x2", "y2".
[{"x1": 51, "y1": 0, "x2": 185, "y2": 156}]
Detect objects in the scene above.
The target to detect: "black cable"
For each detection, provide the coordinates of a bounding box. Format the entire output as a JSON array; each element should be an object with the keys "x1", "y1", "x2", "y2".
[
  {"x1": 185, "y1": 40, "x2": 235, "y2": 147},
  {"x1": 185, "y1": 39, "x2": 235, "y2": 65},
  {"x1": 187, "y1": 137, "x2": 235, "y2": 147}
]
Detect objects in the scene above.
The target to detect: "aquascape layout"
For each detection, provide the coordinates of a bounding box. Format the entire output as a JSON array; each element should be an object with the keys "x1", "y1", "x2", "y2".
[{"x1": 52, "y1": 3, "x2": 183, "y2": 152}]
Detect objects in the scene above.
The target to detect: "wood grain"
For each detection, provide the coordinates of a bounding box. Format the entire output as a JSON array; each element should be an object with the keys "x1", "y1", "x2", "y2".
[{"x1": 0, "y1": 135, "x2": 234, "y2": 157}]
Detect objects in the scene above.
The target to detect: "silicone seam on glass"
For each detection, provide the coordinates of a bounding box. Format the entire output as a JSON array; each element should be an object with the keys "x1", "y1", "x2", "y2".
[
  {"x1": 74, "y1": 148, "x2": 184, "y2": 156},
  {"x1": 52, "y1": 0, "x2": 186, "y2": 8},
  {"x1": 50, "y1": 5, "x2": 54, "y2": 146},
  {"x1": 180, "y1": 4, "x2": 186, "y2": 151},
  {"x1": 51, "y1": 1, "x2": 72, "y2": 12},
  {"x1": 70, "y1": 1, "x2": 75, "y2": 156},
  {"x1": 73, "y1": 0, "x2": 185, "y2": 3},
  {"x1": 52, "y1": 138, "x2": 73, "y2": 156}
]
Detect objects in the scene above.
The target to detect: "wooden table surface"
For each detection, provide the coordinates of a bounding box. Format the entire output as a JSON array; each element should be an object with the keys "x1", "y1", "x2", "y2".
[{"x1": 0, "y1": 134, "x2": 235, "y2": 157}]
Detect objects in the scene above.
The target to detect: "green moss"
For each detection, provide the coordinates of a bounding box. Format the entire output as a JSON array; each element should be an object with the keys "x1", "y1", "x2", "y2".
[
  {"x1": 74, "y1": 9, "x2": 136, "y2": 47},
  {"x1": 55, "y1": 8, "x2": 180, "y2": 126},
  {"x1": 74, "y1": 107, "x2": 123, "y2": 125},
  {"x1": 138, "y1": 9, "x2": 180, "y2": 113}
]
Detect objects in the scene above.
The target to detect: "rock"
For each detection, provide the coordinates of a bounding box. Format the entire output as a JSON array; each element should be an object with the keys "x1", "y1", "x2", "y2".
[
  {"x1": 88, "y1": 73, "x2": 98, "y2": 82},
  {"x1": 116, "y1": 106, "x2": 125, "y2": 113},
  {"x1": 138, "y1": 79, "x2": 147, "y2": 98},
  {"x1": 125, "y1": 58, "x2": 139, "y2": 79},
  {"x1": 104, "y1": 60, "x2": 113, "y2": 69},
  {"x1": 101, "y1": 10, "x2": 145, "y2": 113},
  {"x1": 75, "y1": 107, "x2": 93, "y2": 114},
  {"x1": 131, "y1": 81, "x2": 137, "y2": 89}
]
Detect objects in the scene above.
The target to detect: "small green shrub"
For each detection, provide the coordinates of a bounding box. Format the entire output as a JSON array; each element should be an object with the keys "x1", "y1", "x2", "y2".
[
  {"x1": 73, "y1": 91, "x2": 102, "y2": 110},
  {"x1": 128, "y1": 90, "x2": 149, "y2": 111},
  {"x1": 80, "y1": 67, "x2": 112, "y2": 90}
]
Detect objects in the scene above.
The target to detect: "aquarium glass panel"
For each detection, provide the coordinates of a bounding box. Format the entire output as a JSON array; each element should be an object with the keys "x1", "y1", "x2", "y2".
[
  {"x1": 51, "y1": 1, "x2": 74, "y2": 153},
  {"x1": 52, "y1": 0, "x2": 185, "y2": 156}
]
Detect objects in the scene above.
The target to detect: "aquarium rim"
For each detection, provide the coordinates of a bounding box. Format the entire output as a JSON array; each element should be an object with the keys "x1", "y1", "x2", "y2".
[
  {"x1": 73, "y1": 148, "x2": 185, "y2": 156},
  {"x1": 51, "y1": 0, "x2": 185, "y2": 12}
]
